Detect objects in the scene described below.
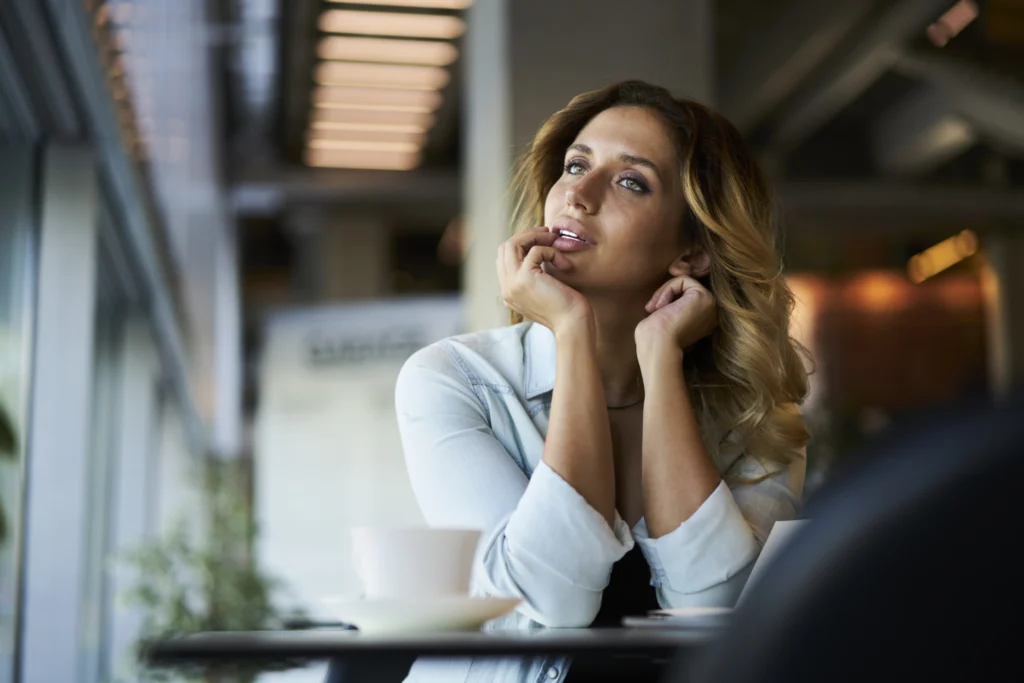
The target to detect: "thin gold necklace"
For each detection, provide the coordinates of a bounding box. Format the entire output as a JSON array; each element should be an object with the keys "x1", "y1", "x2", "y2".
[
  {"x1": 607, "y1": 375, "x2": 644, "y2": 409},
  {"x1": 607, "y1": 397, "x2": 644, "y2": 410}
]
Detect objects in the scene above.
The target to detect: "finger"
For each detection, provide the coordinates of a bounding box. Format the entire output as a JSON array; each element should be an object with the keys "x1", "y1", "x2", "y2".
[
  {"x1": 523, "y1": 245, "x2": 572, "y2": 272},
  {"x1": 510, "y1": 226, "x2": 557, "y2": 242},
  {"x1": 503, "y1": 230, "x2": 556, "y2": 281},
  {"x1": 498, "y1": 242, "x2": 519, "y2": 297},
  {"x1": 648, "y1": 274, "x2": 709, "y2": 311},
  {"x1": 655, "y1": 277, "x2": 713, "y2": 312},
  {"x1": 653, "y1": 287, "x2": 673, "y2": 311},
  {"x1": 510, "y1": 228, "x2": 559, "y2": 260},
  {"x1": 679, "y1": 276, "x2": 711, "y2": 301},
  {"x1": 653, "y1": 278, "x2": 685, "y2": 310},
  {"x1": 645, "y1": 280, "x2": 674, "y2": 312},
  {"x1": 501, "y1": 229, "x2": 546, "y2": 275},
  {"x1": 501, "y1": 239, "x2": 521, "y2": 285},
  {"x1": 679, "y1": 275, "x2": 703, "y2": 289}
]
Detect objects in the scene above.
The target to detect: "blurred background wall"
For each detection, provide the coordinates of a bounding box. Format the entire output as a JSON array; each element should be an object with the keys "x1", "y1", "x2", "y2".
[{"x1": 255, "y1": 297, "x2": 460, "y2": 621}]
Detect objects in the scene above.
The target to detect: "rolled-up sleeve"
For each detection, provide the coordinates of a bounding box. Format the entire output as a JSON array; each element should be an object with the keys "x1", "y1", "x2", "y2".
[
  {"x1": 395, "y1": 345, "x2": 632, "y2": 627},
  {"x1": 632, "y1": 450, "x2": 805, "y2": 608}
]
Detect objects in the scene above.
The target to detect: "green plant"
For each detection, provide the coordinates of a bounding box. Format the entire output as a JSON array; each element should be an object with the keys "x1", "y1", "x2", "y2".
[
  {"x1": 119, "y1": 458, "x2": 305, "y2": 682},
  {"x1": 0, "y1": 400, "x2": 17, "y2": 544}
]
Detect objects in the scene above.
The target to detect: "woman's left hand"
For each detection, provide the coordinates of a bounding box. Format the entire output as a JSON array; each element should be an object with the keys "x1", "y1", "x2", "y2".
[{"x1": 635, "y1": 275, "x2": 718, "y2": 360}]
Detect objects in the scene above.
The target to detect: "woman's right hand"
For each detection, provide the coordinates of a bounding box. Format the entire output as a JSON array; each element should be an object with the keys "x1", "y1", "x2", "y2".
[{"x1": 497, "y1": 227, "x2": 592, "y2": 335}]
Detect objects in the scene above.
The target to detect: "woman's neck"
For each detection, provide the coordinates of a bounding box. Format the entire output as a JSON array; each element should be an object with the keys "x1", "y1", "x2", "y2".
[{"x1": 586, "y1": 297, "x2": 649, "y2": 406}]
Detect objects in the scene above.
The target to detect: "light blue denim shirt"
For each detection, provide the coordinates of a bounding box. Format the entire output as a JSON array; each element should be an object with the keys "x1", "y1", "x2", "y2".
[{"x1": 394, "y1": 321, "x2": 805, "y2": 683}]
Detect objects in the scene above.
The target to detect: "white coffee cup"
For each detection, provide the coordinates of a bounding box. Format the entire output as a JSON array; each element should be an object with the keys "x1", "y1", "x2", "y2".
[{"x1": 350, "y1": 526, "x2": 482, "y2": 600}]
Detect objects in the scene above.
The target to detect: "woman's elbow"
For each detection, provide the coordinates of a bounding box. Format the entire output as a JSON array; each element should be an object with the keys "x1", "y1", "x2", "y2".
[
  {"x1": 478, "y1": 532, "x2": 607, "y2": 628},
  {"x1": 658, "y1": 585, "x2": 737, "y2": 610},
  {"x1": 656, "y1": 564, "x2": 753, "y2": 610},
  {"x1": 529, "y1": 591, "x2": 601, "y2": 628}
]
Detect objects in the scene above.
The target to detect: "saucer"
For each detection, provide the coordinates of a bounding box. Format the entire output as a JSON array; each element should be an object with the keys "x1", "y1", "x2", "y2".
[
  {"x1": 651, "y1": 606, "x2": 732, "y2": 627},
  {"x1": 320, "y1": 595, "x2": 521, "y2": 634}
]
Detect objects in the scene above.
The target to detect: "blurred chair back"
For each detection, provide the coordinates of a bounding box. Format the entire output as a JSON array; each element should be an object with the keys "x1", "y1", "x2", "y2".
[{"x1": 680, "y1": 392, "x2": 1024, "y2": 683}]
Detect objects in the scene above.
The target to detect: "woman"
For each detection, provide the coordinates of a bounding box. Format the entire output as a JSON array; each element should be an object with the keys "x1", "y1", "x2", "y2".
[{"x1": 395, "y1": 80, "x2": 810, "y2": 683}]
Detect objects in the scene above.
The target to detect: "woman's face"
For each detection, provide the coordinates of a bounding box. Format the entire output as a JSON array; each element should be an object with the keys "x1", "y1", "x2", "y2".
[{"x1": 543, "y1": 105, "x2": 689, "y2": 295}]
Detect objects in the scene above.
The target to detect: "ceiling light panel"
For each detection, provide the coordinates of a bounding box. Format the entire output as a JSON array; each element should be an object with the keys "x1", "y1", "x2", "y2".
[
  {"x1": 308, "y1": 139, "x2": 420, "y2": 153},
  {"x1": 305, "y1": 147, "x2": 422, "y2": 170},
  {"x1": 311, "y1": 107, "x2": 435, "y2": 129},
  {"x1": 308, "y1": 128, "x2": 426, "y2": 145},
  {"x1": 313, "y1": 86, "x2": 442, "y2": 111},
  {"x1": 311, "y1": 121, "x2": 429, "y2": 134},
  {"x1": 318, "y1": 36, "x2": 458, "y2": 66},
  {"x1": 315, "y1": 61, "x2": 450, "y2": 90},
  {"x1": 319, "y1": 10, "x2": 466, "y2": 40},
  {"x1": 327, "y1": 0, "x2": 473, "y2": 8}
]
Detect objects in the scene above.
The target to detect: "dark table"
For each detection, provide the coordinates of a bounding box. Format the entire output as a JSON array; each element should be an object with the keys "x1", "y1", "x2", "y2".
[{"x1": 142, "y1": 627, "x2": 719, "y2": 682}]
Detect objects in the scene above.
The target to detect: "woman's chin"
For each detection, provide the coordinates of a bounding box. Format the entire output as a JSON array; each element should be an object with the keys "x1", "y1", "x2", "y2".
[
  {"x1": 542, "y1": 261, "x2": 569, "y2": 276},
  {"x1": 545, "y1": 267, "x2": 581, "y2": 287}
]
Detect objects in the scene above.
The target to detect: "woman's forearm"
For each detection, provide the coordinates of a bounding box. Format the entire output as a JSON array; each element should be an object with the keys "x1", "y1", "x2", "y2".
[
  {"x1": 639, "y1": 345, "x2": 721, "y2": 538},
  {"x1": 543, "y1": 318, "x2": 617, "y2": 526}
]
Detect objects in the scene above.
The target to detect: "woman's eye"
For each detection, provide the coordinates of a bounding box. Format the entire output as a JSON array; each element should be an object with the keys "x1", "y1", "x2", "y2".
[
  {"x1": 620, "y1": 176, "x2": 648, "y2": 193},
  {"x1": 565, "y1": 161, "x2": 586, "y2": 175}
]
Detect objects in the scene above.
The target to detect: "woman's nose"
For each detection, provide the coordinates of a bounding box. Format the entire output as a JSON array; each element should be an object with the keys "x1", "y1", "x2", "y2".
[{"x1": 565, "y1": 174, "x2": 600, "y2": 214}]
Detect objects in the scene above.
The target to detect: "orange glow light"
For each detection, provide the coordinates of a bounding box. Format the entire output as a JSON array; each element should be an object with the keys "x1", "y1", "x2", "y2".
[
  {"x1": 305, "y1": 147, "x2": 422, "y2": 170},
  {"x1": 318, "y1": 36, "x2": 458, "y2": 66},
  {"x1": 307, "y1": 139, "x2": 421, "y2": 153},
  {"x1": 311, "y1": 120, "x2": 430, "y2": 134},
  {"x1": 907, "y1": 230, "x2": 979, "y2": 283},
  {"x1": 307, "y1": 127, "x2": 426, "y2": 145},
  {"x1": 313, "y1": 85, "x2": 443, "y2": 113},
  {"x1": 314, "y1": 61, "x2": 450, "y2": 90},
  {"x1": 327, "y1": 0, "x2": 473, "y2": 8},
  {"x1": 848, "y1": 272, "x2": 911, "y2": 313},
  {"x1": 310, "y1": 107, "x2": 435, "y2": 130},
  {"x1": 319, "y1": 10, "x2": 466, "y2": 40}
]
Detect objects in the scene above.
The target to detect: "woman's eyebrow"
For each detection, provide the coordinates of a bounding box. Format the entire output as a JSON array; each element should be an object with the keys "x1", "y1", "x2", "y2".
[
  {"x1": 567, "y1": 143, "x2": 662, "y2": 181},
  {"x1": 619, "y1": 153, "x2": 661, "y2": 180}
]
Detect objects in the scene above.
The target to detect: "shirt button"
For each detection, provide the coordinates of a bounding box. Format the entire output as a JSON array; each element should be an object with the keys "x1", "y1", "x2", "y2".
[{"x1": 546, "y1": 667, "x2": 559, "y2": 679}]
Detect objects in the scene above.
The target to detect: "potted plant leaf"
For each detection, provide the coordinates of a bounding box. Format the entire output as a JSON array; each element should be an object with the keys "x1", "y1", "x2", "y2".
[
  {"x1": 119, "y1": 458, "x2": 306, "y2": 682},
  {"x1": 0, "y1": 399, "x2": 18, "y2": 544}
]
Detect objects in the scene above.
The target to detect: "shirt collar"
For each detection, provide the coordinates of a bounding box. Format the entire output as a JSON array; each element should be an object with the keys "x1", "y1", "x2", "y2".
[{"x1": 523, "y1": 322, "x2": 556, "y2": 399}]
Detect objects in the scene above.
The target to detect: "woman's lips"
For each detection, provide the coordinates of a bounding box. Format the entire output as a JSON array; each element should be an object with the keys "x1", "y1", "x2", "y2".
[
  {"x1": 549, "y1": 224, "x2": 595, "y2": 252},
  {"x1": 552, "y1": 234, "x2": 594, "y2": 251}
]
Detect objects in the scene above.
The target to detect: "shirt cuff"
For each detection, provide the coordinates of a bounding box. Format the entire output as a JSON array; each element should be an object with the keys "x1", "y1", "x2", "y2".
[
  {"x1": 504, "y1": 460, "x2": 633, "y2": 590},
  {"x1": 632, "y1": 480, "x2": 758, "y2": 594}
]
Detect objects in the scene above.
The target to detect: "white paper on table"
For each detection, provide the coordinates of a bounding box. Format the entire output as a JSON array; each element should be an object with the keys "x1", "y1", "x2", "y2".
[{"x1": 736, "y1": 519, "x2": 809, "y2": 606}]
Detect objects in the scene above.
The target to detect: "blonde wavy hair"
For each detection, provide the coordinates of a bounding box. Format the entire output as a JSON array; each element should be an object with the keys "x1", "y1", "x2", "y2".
[{"x1": 509, "y1": 80, "x2": 810, "y2": 471}]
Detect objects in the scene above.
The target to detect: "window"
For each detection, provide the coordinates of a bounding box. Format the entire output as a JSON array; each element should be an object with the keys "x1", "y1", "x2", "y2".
[
  {"x1": 79, "y1": 298, "x2": 124, "y2": 683},
  {"x1": 0, "y1": 145, "x2": 39, "y2": 683}
]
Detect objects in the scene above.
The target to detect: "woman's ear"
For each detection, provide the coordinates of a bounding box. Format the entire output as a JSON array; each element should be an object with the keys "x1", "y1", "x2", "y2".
[{"x1": 668, "y1": 244, "x2": 711, "y2": 278}]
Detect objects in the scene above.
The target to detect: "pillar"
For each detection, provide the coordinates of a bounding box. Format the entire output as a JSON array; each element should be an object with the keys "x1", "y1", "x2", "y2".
[
  {"x1": 21, "y1": 145, "x2": 99, "y2": 683},
  {"x1": 982, "y1": 233, "x2": 1024, "y2": 397}
]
